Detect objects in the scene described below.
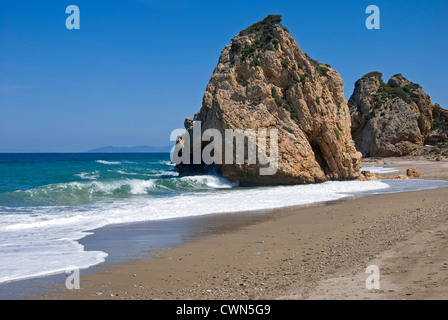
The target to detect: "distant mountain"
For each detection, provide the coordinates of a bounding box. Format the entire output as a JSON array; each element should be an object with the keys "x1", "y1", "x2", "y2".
[{"x1": 87, "y1": 145, "x2": 173, "y2": 153}]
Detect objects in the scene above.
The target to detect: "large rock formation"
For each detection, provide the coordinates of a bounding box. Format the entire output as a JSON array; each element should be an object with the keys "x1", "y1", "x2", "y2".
[
  {"x1": 349, "y1": 72, "x2": 447, "y2": 157},
  {"x1": 175, "y1": 15, "x2": 362, "y2": 186}
]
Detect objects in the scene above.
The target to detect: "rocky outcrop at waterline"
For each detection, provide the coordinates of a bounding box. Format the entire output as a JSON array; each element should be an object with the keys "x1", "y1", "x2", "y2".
[{"x1": 174, "y1": 15, "x2": 362, "y2": 186}]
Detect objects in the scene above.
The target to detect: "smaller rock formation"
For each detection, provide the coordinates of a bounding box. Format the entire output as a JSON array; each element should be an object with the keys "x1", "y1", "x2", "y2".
[
  {"x1": 356, "y1": 170, "x2": 380, "y2": 181},
  {"x1": 349, "y1": 72, "x2": 447, "y2": 157},
  {"x1": 385, "y1": 168, "x2": 421, "y2": 180},
  {"x1": 406, "y1": 168, "x2": 421, "y2": 178}
]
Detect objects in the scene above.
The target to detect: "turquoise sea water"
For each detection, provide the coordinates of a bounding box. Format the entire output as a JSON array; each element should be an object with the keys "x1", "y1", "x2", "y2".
[
  {"x1": 0, "y1": 153, "x2": 447, "y2": 284},
  {"x1": 0, "y1": 152, "x2": 242, "y2": 284},
  {"x1": 0, "y1": 153, "x2": 190, "y2": 207}
]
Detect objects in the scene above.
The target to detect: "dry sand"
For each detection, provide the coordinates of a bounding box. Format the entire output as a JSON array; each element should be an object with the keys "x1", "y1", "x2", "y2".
[{"x1": 32, "y1": 159, "x2": 448, "y2": 300}]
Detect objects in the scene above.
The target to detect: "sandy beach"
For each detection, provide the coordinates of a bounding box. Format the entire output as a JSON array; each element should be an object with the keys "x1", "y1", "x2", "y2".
[{"x1": 30, "y1": 159, "x2": 448, "y2": 300}]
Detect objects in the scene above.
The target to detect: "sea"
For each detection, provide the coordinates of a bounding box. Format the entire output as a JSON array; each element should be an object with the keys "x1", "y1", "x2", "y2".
[{"x1": 1, "y1": 153, "x2": 447, "y2": 285}]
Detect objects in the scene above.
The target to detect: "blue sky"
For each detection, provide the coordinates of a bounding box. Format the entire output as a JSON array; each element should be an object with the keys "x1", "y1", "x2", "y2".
[{"x1": 1, "y1": 0, "x2": 447, "y2": 152}]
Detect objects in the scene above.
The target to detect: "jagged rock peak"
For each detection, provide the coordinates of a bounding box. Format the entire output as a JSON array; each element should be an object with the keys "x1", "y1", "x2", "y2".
[{"x1": 175, "y1": 15, "x2": 362, "y2": 186}]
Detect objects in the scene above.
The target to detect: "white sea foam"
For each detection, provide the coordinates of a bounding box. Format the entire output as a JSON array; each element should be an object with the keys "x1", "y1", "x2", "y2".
[
  {"x1": 160, "y1": 160, "x2": 175, "y2": 166},
  {"x1": 75, "y1": 171, "x2": 99, "y2": 180},
  {"x1": 143, "y1": 169, "x2": 178, "y2": 177},
  {"x1": 128, "y1": 180, "x2": 155, "y2": 195},
  {"x1": 96, "y1": 160, "x2": 121, "y2": 165},
  {"x1": 179, "y1": 175, "x2": 238, "y2": 188},
  {"x1": 116, "y1": 170, "x2": 138, "y2": 175},
  {"x1": 1, "y1": 178, "x2": 448, "y2": 284},
  {"x1": 88, "y1": 179, "x2": 159, "y2": 195},
  {"x1": 361, "y1": 166, "x2": 399, "y2": 174},
  {"x1": 160, "y1": 170, "x2": 179, "y2": 177}
]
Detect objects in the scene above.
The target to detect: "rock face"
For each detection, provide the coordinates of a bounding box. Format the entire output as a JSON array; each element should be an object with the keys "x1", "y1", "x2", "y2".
[
  {"x1": 349, "y1": 72, "x2": 447, "y2": 157},
  {"x1": 406, "y1": 168, "x2": 421, "y2": 178},
  {"x1": 175, "y1": 15, "x2": 362, "y2": 186},
  {"x1": 356, "y1": 171, "x2": 380, "y2": 181}
]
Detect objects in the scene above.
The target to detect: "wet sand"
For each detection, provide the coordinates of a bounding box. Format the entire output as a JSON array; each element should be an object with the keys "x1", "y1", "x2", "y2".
[{"x1": 29, "y1": 159, "x2": 448, "y2": 300}]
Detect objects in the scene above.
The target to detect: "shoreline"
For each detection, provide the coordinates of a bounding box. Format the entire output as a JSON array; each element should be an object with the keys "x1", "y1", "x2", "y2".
[
  {"x1": 10, "y1": 159, "x2": 448, "y2": 300},
  {"x1": 0, "y1": 190, "x2": 345, "y2": 300},
  {"x1": 34, "y1": 186, "x2": 448, "y2": 300}
]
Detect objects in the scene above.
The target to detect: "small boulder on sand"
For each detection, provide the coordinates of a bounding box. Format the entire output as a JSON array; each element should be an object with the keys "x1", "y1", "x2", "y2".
[
  {"x1": 406, "y1": 168, "x2": 421, "y2": 178},
  {"x1": 356, "y1": 171, "x2": 380, "y2": 181},
  {"x1": 385, "y1": 174, "x2": 409, "y2": 180}
]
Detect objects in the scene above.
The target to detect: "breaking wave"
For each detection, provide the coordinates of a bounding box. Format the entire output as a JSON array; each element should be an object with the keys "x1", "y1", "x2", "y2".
[
  {"x1": 96, "y1": 160, "x2": 121, "y2": 165},
  {"x1": 0, "y1": 175, "x2": 238, "y2": 206}
]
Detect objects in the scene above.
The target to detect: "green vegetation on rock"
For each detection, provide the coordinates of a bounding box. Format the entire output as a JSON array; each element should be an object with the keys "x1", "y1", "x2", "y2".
[
  {"x1": 379, "y1": 82, "x2": 412, "y2": 104},
  {"x1": 316, "y1": 65, "x2": 330, "y2": 77},
  {"x1": 362, "y1": 71, "x2": 383, "y2": 79},
  {"x1": 271, "y1": 86, "x2": 297, "y2": 120},
  {"x1": 333, "y1": 128, "x2": 341, "y2": 140},
  {"x1": 239, "y1": 14, "x2": 283, "y2": 36},
  {"x1": 431, "y1": 118, "x2": 441, "y2": 130}
]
